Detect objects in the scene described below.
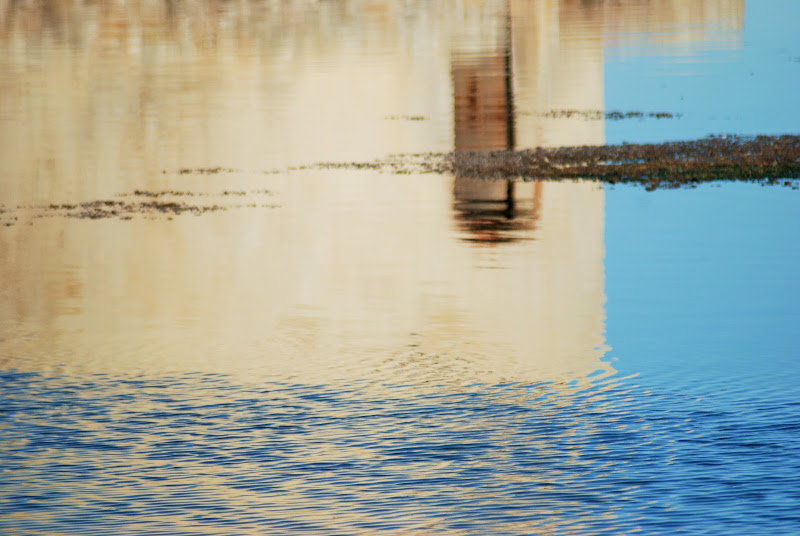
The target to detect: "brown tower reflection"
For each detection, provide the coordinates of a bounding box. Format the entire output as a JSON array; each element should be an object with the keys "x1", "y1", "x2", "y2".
[
  {"x1": 451, "y1": 0, "x2": 744, "y2": 245},
  {"x1": 0, "y1": 0, "x2": 744, "y2": 385},
  {"x1": 451, "y1": 0, "x2": 541, "y2": 245},
  {"x1": 445, "y1": 0, "x2": 742, "y2": 384}
]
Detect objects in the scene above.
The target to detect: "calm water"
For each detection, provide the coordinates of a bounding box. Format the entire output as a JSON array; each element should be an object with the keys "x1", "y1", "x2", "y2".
[{"x1": 2, "y1": 1, "x2": 800, "y2": 534}]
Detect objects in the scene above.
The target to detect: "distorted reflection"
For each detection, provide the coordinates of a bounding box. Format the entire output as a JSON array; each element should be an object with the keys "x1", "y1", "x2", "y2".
[
  {"x1": 450, "y1": 0, "x2": 532, "y2": 245},
  {"x1": 3, "y1": 2, "x2": 780, "y2": 535},
  {"x1": 450, "y1": 0, "x2": 610, "y2": 245},
  {"x1": 0, "y1": 0, "x2": 743, "y2": 387},
  {"x1": 449, "y1": 0, "x2": 744, "y2": 243}
]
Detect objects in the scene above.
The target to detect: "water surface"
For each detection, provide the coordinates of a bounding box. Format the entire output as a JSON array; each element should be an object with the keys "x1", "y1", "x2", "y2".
[{"x1": 1, "y1": 1, "x2": 799, "y2": 534}]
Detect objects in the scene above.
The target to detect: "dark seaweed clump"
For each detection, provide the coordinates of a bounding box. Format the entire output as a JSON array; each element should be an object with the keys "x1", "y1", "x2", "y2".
[
  {"x1": 444, "y1": 135, "x2": 800, "y2": 189},
  {"x1": 163, "y1": 167, "x2": 241, "y2": 175},
  {"x1": 0, "y1": 189, "x2": 278, "y2": 227},
  {"x1": 48, "y1": 199, "x2": 225, "y2": 220},
  {"x1": 523, "y1": 109, "x2": 680, "y2": 121},
  {"x1": 313, "y1": 134, "x2": 800, "y2": 190},
  {"x1": 385, "y1": 115, "x2": 429, "y2": 121}
]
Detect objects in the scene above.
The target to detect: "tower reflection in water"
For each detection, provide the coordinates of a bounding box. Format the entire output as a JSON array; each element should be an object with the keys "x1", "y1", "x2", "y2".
[
  {"x1": 447, "y1": 0, "x2": 742, "y2": 381},
  {"x1": 451, "y1": 0, "x2": 606, "y2": 246},
  {"x1": 450, "y1": 0, "x2": 743, "y2": 245},
  {"x1": 446, "y1": 0, "x2": 611, "y2": 382},
  {"x1": 452, "y1": 0, "x2": 529, "y2": 245},
  {"x1": 0, "y1": 0, "x2": 743, "y2": 386}
]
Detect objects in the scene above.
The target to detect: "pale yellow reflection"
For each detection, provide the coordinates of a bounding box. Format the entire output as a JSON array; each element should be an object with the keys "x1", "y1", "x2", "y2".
[
  {"x1": 0, "y1": 0, "x2": 741, "y2": 385},
  {"x1": 603, "y1": 0, "x2": 744, "y2": 55}
]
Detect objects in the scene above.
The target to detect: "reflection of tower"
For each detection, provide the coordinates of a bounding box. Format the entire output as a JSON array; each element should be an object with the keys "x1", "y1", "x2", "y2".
[
  {"x1": 448, "y1": 0, "x2": 610, "y2": 377},
  {"x1": 0, "y1": 0, "x2": 745, "y2": 385},
  {"x1": 451, "y1": 0, "x2": 540, "y2": 245},
  {"x1": 452, "y1": 54, "x2": 513, "y2": 151}
]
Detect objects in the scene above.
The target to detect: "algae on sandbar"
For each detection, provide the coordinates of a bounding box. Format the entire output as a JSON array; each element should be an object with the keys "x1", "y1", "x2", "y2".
[{"x1": 314, "y1": 134, "x2": 800, "y2": 190}]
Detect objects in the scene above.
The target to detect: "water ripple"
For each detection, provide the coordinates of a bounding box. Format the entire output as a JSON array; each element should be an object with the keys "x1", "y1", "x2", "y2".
[{"x1": 2, "y1": 370, "x2": 799, "y2": 534}]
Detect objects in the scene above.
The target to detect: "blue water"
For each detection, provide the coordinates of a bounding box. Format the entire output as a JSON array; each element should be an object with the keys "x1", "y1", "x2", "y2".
[
  {"x1": 605, "y1": 0, "x2": 800, "y2": 143},
  {"x1": 606, "y1": 183, "x2": 800, "y2": 390},
  {"x1": 4, "y1": 181, "x2": 800, "y2": 533},
  {"x1": 2, "y1": 366, "x2": 799, "y2": 535},
  {"x1": 2, "y1": 0, "x2": 800, "y2": 534}
]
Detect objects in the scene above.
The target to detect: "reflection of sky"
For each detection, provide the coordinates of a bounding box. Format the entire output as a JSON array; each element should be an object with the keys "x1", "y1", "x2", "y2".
[
  {"x1": 603, "y1": 3, "x2": 800, "y2": 397},
  {"x1": 604, "y1": 0, "x2": 800, "y2": 144},
  {"x1": 605, "y1": 0, "x2": 800, "y2": 392},
  {"x1": 605, "y1": 183, "x2": 800, "y2": 396}
]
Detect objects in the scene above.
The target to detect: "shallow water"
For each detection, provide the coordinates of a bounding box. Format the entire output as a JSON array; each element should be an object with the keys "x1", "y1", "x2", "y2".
[{"x1": 1, "y1": 1, "x2": 799, "y2": 534}]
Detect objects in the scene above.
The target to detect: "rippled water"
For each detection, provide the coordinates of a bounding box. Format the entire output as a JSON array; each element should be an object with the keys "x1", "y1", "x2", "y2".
[
  {"x1": 3, "y1": 369, "x2": 798, "y2": 535},
  {"x1": 2, "y1": 0, "x2": 800, "y2": 534}
]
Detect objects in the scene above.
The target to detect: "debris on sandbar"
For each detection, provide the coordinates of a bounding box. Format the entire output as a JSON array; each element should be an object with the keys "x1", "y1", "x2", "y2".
[{"x1": 314, "y1": 134, "x2": 800, "y2": 190}]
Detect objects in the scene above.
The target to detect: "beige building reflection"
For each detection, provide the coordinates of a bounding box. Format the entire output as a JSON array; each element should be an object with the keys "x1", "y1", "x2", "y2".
[
  {"x1": 449, "y1": 0, "x2": 610, "y2": 385},
  {"x1": 451, "y1": 0, "x2": 530, "y2": 246},
  {"x1": 0, "y1": 0, "x2": 742, "y2": 385}
]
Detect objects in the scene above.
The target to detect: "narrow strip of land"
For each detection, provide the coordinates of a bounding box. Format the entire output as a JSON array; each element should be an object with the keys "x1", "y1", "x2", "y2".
[{"x1": 315, "y1": 134, "x2": 800, "y2": 190}]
